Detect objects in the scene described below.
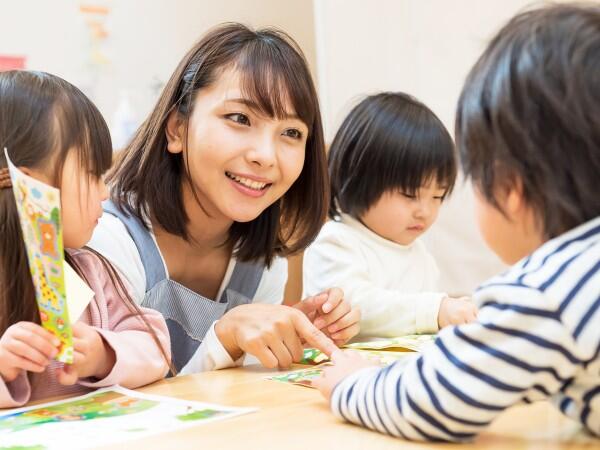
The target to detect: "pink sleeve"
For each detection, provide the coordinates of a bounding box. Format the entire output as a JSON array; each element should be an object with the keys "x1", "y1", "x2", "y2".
[
  {"x1": 71, "y1": 251, "x2": 171, "y2": 390},
  {"x1": 0, "y1": 371, "x2": 31, "y2": 408}
]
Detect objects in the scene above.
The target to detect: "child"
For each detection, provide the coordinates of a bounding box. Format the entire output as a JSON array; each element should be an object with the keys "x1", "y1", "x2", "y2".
[
  {"x1": 314, "y1": 3, "x2": 600, "y2": 441},
  {"x1": 304, "y1": 92, "x2": 477, "y2": 339},
  {"x1": 0, "y1": 71, "x2": 171, "y2": 408}
]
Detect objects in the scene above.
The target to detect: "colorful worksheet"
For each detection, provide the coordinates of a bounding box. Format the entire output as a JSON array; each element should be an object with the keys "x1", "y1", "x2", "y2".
[
  {"x1": 5, "y1": 149, "x2": 73, "y2": 363},
  {"x1": 268, "y1": 366, "x2": 330, "y2": 388},
  {"x1": 0, "y1": 386, "x2": 256, "y2": 449},
  {"x1": 299, "y1": 334, "x2": 436, "y2": 367},
  {"x1": 343, "y1": 333, "x2": 436, "y2": 352}
]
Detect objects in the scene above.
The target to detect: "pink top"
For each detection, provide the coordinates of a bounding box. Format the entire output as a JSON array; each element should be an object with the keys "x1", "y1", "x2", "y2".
[{"x1": 0, "y1": 249, "x2": 171, "y2": 409}]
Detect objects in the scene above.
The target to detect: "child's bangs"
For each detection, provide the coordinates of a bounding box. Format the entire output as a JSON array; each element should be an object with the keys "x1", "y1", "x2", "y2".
[
  {"x1": 383, "y1": 119, "x2": 457, "y2": 197},
  {"x1": 55, "y1": 89, "x2": 112, "y2": 180},
  {"x1": 235, "y1": 41, "x2": 316, "y2": 131}
]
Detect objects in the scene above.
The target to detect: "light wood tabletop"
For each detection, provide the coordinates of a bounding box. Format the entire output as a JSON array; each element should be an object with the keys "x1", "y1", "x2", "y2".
[{"x1": 93, "y1": 365, "x2": 595, "y2": 450}]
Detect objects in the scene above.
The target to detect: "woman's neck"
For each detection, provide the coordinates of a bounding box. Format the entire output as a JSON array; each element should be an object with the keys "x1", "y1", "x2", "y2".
[{"x1": 153, "y1": 181, "x2": 233, "y2": 256}]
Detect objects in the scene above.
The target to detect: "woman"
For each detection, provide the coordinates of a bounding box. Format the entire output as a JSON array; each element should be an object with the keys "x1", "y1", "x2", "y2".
[{"x1": 90, "y1": 23, "x2": 360, "y2": 373}]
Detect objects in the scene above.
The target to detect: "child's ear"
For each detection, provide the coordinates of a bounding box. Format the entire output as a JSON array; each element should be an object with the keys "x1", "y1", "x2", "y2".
[
  {"x1": 165, "y1": 111, "x2": 185, "y2": 154},
  {"x1": 504, "y1": 176, "x2": 526, "y2": 216}
]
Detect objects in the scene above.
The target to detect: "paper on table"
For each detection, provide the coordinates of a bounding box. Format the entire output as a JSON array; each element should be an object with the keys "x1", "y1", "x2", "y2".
[
  {"x1": 64, "y1": 262, "x2": 94, "y2": 322},
  {"x1": 343, "y1": 334, "x2": 437, "y2": 352},
  {"x1": 0, "y1": 386, "x2": 256, "y2": 450}
]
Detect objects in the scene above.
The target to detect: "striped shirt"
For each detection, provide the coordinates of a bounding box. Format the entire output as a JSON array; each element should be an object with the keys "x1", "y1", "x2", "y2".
[{"x1": 331, "y1": 216, "x2": 600, "y2": 441}]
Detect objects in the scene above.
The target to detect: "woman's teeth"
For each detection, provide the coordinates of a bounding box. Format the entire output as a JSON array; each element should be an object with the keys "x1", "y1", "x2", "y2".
[{"x1": 226, "y1": 172, "x2": 268, "y2": 190}]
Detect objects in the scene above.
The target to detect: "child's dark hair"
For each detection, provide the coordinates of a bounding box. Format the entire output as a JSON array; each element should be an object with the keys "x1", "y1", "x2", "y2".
[
  {"x1": 456, "y1": 3, "x2": 600, "y2": 239},
  {"x1": 329, "y1": 92, "x2": 457, "y2": 219},
  {"x1": 0, "y1": 71, "x2": 174, "y2": 374},
  {"x1": 109, "y1": 23, "x2": 328, "y2": 265}
]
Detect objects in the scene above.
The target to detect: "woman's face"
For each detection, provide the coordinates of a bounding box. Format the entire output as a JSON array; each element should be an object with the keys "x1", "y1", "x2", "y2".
[{"x1": 167, "y1": 68, "x2": 309, "y2": 223}]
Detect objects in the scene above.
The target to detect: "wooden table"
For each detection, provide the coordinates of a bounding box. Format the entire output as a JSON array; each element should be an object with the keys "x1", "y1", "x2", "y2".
[{"x1": 93, "y1": 365, "x2": 595, "y2": 450}]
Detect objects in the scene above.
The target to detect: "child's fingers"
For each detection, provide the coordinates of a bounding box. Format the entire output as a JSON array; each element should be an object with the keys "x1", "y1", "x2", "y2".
[
  {"x1": 331, "y1": 322, "x2": 361, "y2": 343},
  {"x1": 69, "y1": 349, "x2": 86, "y2": 368},
  {"x1": 331, "y1": 349, "x2": 349, "y2": 363},
  {"x1": 314, "y1": 300, "x2": 350, "y2": 330},
  {"x1": 4, "y1": 351, "x2": 47, "y2": 373},
  {"x1": 327, "y1": 308, "x2": 361, "y2": 334},
  {"x1": 321, "y1": 287, "x2": 344, "y2": 314},
  {"x1": 15, "y1": 322, "x2": 61, "y2": 346},
  {"x1": 57, "y1": 365, "x2": 79, "y2": 385},
  {"x1": 293, "y1": 293, "x2": 328, "y2": 316},
  {"x1": 72, "y1": 337, "x2": 91, "y2": 355},
  {"x1": 4, "y1": 339, "x2": 53, "y2": 367},
  {"x1": 11, "y1": 325, "x2": 60, "y2": 359}
]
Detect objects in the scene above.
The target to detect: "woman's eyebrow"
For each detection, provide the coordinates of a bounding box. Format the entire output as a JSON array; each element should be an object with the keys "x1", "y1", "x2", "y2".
[{"x1": 224, "y1": 98, "x2": 301, "y2": 121}]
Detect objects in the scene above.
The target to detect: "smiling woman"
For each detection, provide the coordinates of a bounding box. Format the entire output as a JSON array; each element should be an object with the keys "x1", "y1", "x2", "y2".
[{"x1": 89, "y1": 23, "x2": 361, "y2": 374}]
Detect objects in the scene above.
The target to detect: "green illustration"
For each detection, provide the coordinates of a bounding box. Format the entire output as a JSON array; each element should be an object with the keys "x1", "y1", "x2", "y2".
[{"x1": 0, "y1": 391, "x2": 157, "y2": 434}]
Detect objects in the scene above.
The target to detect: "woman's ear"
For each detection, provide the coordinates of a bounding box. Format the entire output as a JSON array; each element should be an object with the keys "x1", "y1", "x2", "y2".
[{"x1": 165, "y1": 110, "x2": 185, "y2": 154}]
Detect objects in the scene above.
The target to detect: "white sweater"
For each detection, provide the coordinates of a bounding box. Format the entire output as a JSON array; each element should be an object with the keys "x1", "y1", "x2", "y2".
[{"x1": 303, "y1": 213, "x2": 445, "y2": 338}]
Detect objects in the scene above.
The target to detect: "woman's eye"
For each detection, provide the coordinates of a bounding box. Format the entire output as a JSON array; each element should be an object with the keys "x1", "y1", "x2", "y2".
[
  {"x1": 282, "y1": 128, "x2": 303, "y2": 140},
  {"x1": 226, "y1": 113, "x2": 250, "y2": 126}
]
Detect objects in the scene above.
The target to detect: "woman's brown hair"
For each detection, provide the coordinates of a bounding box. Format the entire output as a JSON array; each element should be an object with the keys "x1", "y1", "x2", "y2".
[
  {"x1": 0, "y1": 70, "x2": 173, "y2": 373},
  {"x1": 108, "y1": 23, "x2": 328, "y2": 266}
]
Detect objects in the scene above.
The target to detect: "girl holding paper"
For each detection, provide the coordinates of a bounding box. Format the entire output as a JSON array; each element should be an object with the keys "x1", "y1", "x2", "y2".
[{"x1": 0, "y1": 70, "x2": 172, "y2": 408}]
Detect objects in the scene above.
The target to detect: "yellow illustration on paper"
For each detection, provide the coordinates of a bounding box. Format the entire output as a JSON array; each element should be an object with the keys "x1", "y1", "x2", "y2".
[{"x1": 5, "y1": 149, "x2": 73, "y2": 363}]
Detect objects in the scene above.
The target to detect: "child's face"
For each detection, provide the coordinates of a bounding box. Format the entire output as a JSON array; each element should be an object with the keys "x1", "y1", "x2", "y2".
[
  {"x1": 473, "y1": 184, "x2": 544, "y2": 265},
  {"x1": 360, "y1": 182, "x2": 446, "y2": 245},
  {"x1": 60, "y1": 150, "x2": 109, "y2": 248},
  {"x1": 166, "y1": 68, "x2": 308, "y2": 224}
]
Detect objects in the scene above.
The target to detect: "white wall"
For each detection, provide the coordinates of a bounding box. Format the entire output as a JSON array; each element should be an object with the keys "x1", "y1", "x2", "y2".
[
  {"x1": 313, "y1": 0, "x2": 569, "y2": 295},
  {"x1": 0, "y1": 0, "x2": 317, "y2": 144}
]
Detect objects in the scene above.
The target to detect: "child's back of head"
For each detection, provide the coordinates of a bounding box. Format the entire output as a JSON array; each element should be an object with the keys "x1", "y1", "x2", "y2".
[{"x1": 456, "y1": 3, "x2": 600, "y2": 243}]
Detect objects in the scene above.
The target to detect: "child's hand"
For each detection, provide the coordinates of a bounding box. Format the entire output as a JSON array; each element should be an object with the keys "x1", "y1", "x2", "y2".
[
  {"x1": 294, "y1": 288, "x2": 361, "y2": 346},
  {"x1": 313, "y1": 350, "x2": 379, "y2": 400},
  {"x1": 57, "y1": 322, "x2": 115, "y2": 385},
  {"x1": 0, "y1": 322, "x2": 60, "y2": 382},
  {"x1": 438, "y1": 296, "x2": 478, "y2": 328}
]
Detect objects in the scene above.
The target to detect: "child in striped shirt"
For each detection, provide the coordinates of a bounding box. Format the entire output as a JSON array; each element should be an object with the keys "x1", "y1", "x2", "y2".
[{"x1": 314, "y1": 3, "x2": 600, "y2": 441}]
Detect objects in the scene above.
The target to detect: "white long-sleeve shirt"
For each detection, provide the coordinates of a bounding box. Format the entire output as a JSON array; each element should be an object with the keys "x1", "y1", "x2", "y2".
[
  {"x1": 331, "y1": 216, "x2": 600, "y2": 441},
  {"x1": 88, "y1": 213, "x2": 287, "y2": 373},
  {"x1": 304, "y1": 213, "x2": 445, "y2": 338}
]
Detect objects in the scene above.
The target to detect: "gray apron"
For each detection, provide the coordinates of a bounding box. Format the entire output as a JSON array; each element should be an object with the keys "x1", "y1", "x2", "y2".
[{"x1": 103, "y1": 201, "x2": 264, "y2": 372}]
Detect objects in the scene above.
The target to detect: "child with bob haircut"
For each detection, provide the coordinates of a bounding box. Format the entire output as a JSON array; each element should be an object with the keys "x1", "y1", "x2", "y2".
[
  {"x1": 304, "y1": 92, "x2": 477, "y2": 339},
  {"x1": 314, "y1": 3, "x2": 600, "y2": 441},
  {"x1": 0, "y1": 71, "x2": 171, "y2": 408}
]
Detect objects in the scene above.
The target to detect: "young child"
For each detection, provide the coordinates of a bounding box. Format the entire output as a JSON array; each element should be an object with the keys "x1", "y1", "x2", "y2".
[
  {"x1": 304, "y1": 92, "x2": 477, "y2": 339},
  {"x1": 0, "y1": 71, "x2": 171, "y2": 408},
  {"x1": 314, "y1": 3, "x2": 600, "y2": 441}
]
